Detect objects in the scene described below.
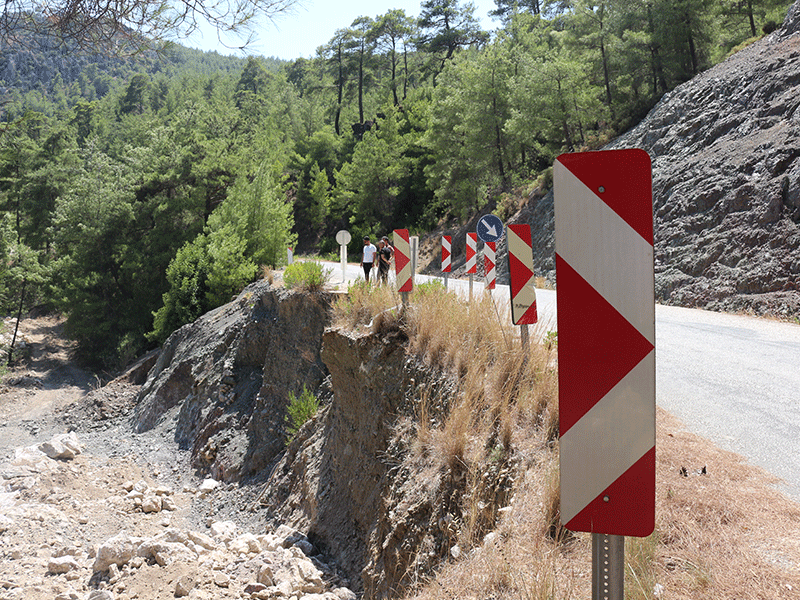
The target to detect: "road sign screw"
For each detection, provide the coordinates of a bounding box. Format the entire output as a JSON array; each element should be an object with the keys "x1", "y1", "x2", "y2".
[
  {"x1": 598, "y1": 186, "x2": 605, "y2": 193},
  {"x1": 603, "y1": 495, "x2": 610, "y2": 502}
]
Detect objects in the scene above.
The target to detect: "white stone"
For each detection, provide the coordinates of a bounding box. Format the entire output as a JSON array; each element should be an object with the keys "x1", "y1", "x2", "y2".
[
  {"x1": 38, "y1": 433, "x2": 82, "y2": 460},
  {"x1": 209, "y1": 520, "x2": 237, "y2": 540},
  {"x1": 228, "y1": 533, "x2": 260, "y2": 555},
  {"x1": 332, "y1": 587, "x2": 357, "y2": 600},
  {"x1": 94, "y1": 533, "x2": 138, "y2": 572},
  {"x1": 137, "y1": 540, "x2": 196, "y2": 567},
  {"x1": 198, "y1": 478, "x2": 219, "y2": 494},
  {"x1": 213, "y1": 571, "x2": 230, "y2": 587},
  {"x1": 175, "y1": 574, "x2": 195, "y2": 597},
  {"x1": 141, "y1": 495, "x2": 162, "y2": 513},
  {"x1": 48, "y1": 555, "x2": 80, "y2": 574},
  {"x1": 187, "y1": 530, "x2": 217, "y2": 551}
]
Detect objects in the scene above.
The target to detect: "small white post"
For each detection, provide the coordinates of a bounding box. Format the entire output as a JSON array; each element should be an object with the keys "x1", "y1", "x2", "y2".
[{"x1": 340, "y1": 244, "x2": 347, "y2": 283}]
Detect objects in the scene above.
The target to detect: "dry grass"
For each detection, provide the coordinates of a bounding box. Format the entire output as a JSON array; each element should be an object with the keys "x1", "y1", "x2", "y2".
[{"x1": 333, "y1": 284, "x2": 800, "y2": 600}]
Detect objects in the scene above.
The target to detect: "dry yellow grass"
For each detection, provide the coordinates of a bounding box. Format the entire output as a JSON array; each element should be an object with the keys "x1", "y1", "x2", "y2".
[{"x1": 333, "y1": 284, "x2": 800, "y2": 600}]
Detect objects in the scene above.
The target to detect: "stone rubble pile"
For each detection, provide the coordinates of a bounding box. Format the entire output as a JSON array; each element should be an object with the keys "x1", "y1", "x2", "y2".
[
  {"x1": 0, "y1": 434, "x2": 355, "y2": 600},
  {"x1": 0, "y1": 318, "x2": 27, "y2": 356}
]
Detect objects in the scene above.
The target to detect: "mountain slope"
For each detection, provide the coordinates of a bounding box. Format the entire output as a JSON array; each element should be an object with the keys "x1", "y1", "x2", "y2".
[
  {"x1": 605, "y1": 1, "x2": 800, "y2": 316},
  {"x1": 494, "y1": 1, "x2": 800, "y2": 318}
]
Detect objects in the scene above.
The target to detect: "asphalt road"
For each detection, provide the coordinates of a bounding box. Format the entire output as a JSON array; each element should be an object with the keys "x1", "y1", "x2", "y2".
[{"x1": 322, "y1": 259, "x2": 800, "y2": 501}]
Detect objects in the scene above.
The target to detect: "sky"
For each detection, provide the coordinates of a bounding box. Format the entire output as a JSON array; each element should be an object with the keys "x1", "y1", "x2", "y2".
[{"x1": 183, "y1": 0, "x2": 501, "y2": 60}]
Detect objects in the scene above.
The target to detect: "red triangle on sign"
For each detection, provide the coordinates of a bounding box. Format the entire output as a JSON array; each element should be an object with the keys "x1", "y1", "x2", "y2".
[
  {"x1": 509, "y1": 250, "x2": 534, "y2": 298},
  {"x1": 557, "y1": 150, "x2": 653, "y2": 244},
  {"x1": 517, "y1": 300, "x2": 538, "y2": 325},
  {"x1": 442, "y1": 247, "x2": 450, "y2": 261},
  {"x1": 395, "y1": 250, "x2": 409, "y2": 272},
  {"x1": 556, "y1": 255, "x2": 654, "y2": 436},
  {"x1": 564, "y1": 447, "x2": 655, "y2": 537}
]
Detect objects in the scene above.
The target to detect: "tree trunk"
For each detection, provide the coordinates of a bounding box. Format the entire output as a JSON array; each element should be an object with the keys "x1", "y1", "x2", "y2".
[
  {"x1": 391, "y1": 41, "x2": 399, "y2": 106},
  {"x1": 335, "y1": 43, "x2": 344, "y2": 136},
  {"x1": 600, "y1": 36, "x2": 614, "y2": 119},
  {"x1": 358, "y1": 42, "x2": 364, "y2": 125},
  {"x1": 7, "y1": 279, "x2": 26, "y2": 367}
]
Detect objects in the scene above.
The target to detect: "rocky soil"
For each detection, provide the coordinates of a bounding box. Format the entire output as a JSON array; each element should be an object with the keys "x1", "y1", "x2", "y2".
[
  {"x1": 1, "y1": 280, "x2": 489, "y2": 600},
  {"x1": 0, "y1": 315, "x2": 355, "y2": 600}
]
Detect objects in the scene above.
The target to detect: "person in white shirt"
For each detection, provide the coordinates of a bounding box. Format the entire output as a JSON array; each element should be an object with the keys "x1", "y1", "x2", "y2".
[{"x1": 361, "y1": 236, "x2": 377, "y2": 283}]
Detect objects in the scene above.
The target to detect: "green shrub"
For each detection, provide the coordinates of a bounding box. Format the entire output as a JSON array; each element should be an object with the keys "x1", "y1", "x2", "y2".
[
  {"x1": 283, "y1": 261, "x2": 330, "y2": 292},
  {"x1": 285, "y1": 385, "x2": 320, "y2": 442},
  {"x1": 413, "y1": 280, "x2": 446, "y2": 299}
]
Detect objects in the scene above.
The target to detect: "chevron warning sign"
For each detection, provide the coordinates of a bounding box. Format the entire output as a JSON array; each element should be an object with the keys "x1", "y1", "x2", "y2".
[
  {"x1": 484, "y1": 242, "x2": 496, "y2": 289},
  {"x1": 393, "y1": 229, "x2": 413, "y2": 293},
  {"x1": 466, "y1": 232, "x2": 477, "y2": 274},
  {"x1": 442, "y1": 235, "x2": 452, "y2": 272},
  {"x1": 554, "y1": 148, "x2": 655, "y2": 538},
  {"x1": 507, "y1": 224, "x2": 538, "y2": 325}
]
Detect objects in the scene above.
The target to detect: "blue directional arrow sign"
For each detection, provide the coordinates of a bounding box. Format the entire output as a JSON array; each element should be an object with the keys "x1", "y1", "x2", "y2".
[{"x1": 477, "y1": 214, "x2": 504, "y2": 243}]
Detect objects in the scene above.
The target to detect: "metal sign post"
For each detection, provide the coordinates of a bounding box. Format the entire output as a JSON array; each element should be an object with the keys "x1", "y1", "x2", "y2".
[
  {"x1": 554, "y1": 149, "x2": 655, "y2": 600},
  {"x1": 336, "y1": 230, "x2": 351, "y2": 283},
  {"x1": 592, "y1": 533, "x2": 625, "y2": 600}
]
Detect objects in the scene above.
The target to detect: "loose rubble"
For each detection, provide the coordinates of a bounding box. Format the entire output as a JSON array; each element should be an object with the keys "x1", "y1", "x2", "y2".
[{"x1": 0, "y1": 433, "x2": 355, "y2": 600}]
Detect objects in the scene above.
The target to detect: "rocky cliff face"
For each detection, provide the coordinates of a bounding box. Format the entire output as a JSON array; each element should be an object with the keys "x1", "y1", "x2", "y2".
[
  {"x1": 605, "y1": 2, "x2": 800, "y2": 316},
  {"x1": 133, "y1": 281, "x2": 333, "y2": 481},
  {"x1": 452, "y1": 2, "x2": 800, "y2": 318},
  {"x1": 131, "y1": 282, "x2": 506, "y2": 598}
]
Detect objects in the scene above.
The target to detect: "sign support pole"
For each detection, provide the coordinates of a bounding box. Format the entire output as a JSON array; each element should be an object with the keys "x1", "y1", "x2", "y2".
[
  {"x1": 520, "y1": 324, "x2": 529, "y2": 352},
  {"x1": 468, "y1": 274, "x2": 473, "y2": 301},
  {"x1": 592, "y1": 533, "x2": 624, "y2": 600},
  {"x1": 336, "y1": 230, "x2": 352, "y2": 284},
  {"x1": 443, "y1": 272, "x2": 449, "y2": 289}
]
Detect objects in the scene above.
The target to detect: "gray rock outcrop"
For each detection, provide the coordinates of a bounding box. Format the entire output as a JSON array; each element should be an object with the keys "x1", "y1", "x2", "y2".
[
  {"x1": 133, "y1": 281, "x2": 333, "y2": 481},
  {"x1": 604, "y1": 1, "x2": 800, "y2": 316},
  {"x1": 488, "y1": 2, "x2": 800, "y2": 318}
]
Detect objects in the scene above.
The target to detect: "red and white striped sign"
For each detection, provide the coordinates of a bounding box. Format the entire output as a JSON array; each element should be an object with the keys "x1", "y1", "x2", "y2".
[
  {"x1": 484, "y1": 242, "x2": 496, "y2": 289},
  {"x1": 554, "y1": 149, "x2": 655, "y2": 538},
  {"x1": 466, "y1": 232, "x2": 477, "y2": 274},
  {"x1": 393, "y1": 229, "x2": 413, "y2": 293},
  {"x1": 442, "y1": 235, "x2": 452, "y2": 272},
  {"x1": 507, "y1": 224, "x2": 538, "y2": 325}
]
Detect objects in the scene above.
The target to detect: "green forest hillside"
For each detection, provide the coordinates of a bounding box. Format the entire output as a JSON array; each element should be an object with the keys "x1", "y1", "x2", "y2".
[{"x1": 0, "y1": 0, "x2": 792, "y2": 368}]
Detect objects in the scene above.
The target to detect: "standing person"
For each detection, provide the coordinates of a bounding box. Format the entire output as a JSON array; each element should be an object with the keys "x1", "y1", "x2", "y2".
[
  {"x1": 378, "y1": 238, "x2": 392, "y2": 284},
  {"x1": 361, "y1": 236, "x2": 377, "y2": 283}
]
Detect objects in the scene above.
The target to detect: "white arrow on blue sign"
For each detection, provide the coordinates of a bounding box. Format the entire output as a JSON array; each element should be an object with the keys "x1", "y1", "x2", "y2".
[{"x1": 477, "y1": 214, "x2": 504, "y2": 243}]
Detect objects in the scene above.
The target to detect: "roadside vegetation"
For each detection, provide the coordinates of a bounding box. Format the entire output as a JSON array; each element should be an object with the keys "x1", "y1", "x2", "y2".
[{"x1": 333, "y1": 284, "x2": 800, "y2": 599}]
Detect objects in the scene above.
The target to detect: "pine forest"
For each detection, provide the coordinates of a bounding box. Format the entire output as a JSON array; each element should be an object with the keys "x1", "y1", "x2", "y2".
[{"x1": 0, "y1": 0, "x2": 792, "y2": 368}]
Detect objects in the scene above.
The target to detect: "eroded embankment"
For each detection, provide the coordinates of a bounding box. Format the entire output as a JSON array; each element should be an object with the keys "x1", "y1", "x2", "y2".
[{"x1": 133, "y1": 281, "x2": 523, "y2": 598}]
